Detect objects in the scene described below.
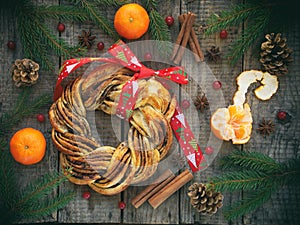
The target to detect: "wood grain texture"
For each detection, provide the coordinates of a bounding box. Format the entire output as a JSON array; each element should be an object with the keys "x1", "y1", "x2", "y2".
[
  {"x1": 242, "y1": 22, "x2": 300, "y2": 225},
  {"x1": 179, "y1": 1, "x2": 243, "y2": 225},
  {"x1": 0, "y1": 0, "x2": 60, "y2": 223},
  {"x1": 0, "y1": 0, "x2": 299, "y2": 224}
]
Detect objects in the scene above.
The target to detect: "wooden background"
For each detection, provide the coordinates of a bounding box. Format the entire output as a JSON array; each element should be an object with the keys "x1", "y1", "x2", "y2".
[{"x1": 0, "y1": 0, "x2": 299, "y2": 224}]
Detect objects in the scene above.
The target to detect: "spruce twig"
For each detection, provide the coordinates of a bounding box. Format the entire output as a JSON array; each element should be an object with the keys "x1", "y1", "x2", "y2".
[
  {"x1": 220, "y1": 150, "x2": 282, "y2": 172},
  {"x1": 223, "y1": 185, "x2": 276, "y2": 220},
  {"x1": 35, "y1": 5, "x2": 87, "y2": 21},
  {"x1": 18, "y1": 191, "x2": 74, "y2": 219},
  {"x1": 204, "y1": 0, "x2": 297, "y2": 65},
  {"x1": 208, "y1": 151, "x2": 300, "y2": 221},
  {"x1": 10, "y1": 172, "x2": 74, "y2": 221},
  {"x1": 0, "y1": 88, "x2": 74, "y2": 223},
  {"x1": 74, "y1": 0, "x2": 120, "y2": 41},
  {"x1": 142, "y1": 0, "x2": 172, "y2": 57},
  {"x1": 13, "y1": 0, "x2": 86, "y2": 71},
  {"x1": 0, "y1": 88, "x2": 52, "y2": 137}
]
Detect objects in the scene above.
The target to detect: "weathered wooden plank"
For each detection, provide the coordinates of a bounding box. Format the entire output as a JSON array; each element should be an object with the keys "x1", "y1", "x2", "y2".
[
  {"x1": 243, "y1": 22, "x2": 300, "y2": 225},
  {"x1": 179, "y1": 0, "x2": 243, "y2": 225},
  {"x1": 0, "y1": 0, "x2": 60, "y2": 223},
  {"x1": 122, "y1": 1, "x2": 183, "y2": 223},
  {"x1": 57, "y1": 2, "x2": 123, "y2": 223}
]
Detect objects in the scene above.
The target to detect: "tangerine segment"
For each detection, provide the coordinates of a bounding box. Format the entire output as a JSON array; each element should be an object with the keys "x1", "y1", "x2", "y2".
[
  {"x1": 10, "y1": 127, "x2": 46, "y2": 165},
  {"x1": 211, "y1": 104, "x2": 253, "y2": 144},
  {"x1": 114, "y1": 3, "x2": 150, "y2": 40}
]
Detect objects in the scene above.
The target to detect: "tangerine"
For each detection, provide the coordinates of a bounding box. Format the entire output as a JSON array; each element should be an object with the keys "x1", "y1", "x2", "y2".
[
  {"x1": 114, "y1": 3, "x2": 150, "y2": 40},
  {"x1": 10, "y1": 127, "x2": 46, "y2": 165},
  {"x1": 210, "y1": 104, "x2": 253, "y2": 144}
]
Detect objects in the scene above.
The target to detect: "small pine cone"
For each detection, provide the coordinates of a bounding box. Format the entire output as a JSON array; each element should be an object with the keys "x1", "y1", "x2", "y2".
[
  {"x1": 260, "y1": 33, "x2": 293, "y2": 76},
  {"x1": 187, "y1": 183, "x2": 224, "y2": 216},
  {"x1": 11, "y1": 58, "x2": 39, "y2": 87}
]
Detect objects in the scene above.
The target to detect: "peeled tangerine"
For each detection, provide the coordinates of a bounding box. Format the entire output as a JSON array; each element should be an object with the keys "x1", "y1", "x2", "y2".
[
  {"x1": 211, "y1": 70, "x2": 278, "y2": 144},
  {"x1": 211, "y1": 103, "x2": 253, "y2": 144}
]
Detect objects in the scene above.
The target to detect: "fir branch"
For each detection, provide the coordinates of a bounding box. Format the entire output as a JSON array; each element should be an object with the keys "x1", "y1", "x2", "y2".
[
  {"x1": 208, "y1": 151, "x2": 300, "y2": 221},
  {"x1": 205, "y1": 3, "x2": 263, "y2": 35},
  {"x1": 227, "y1": 10, "x2": 270, "y2": 65},
  {"x1": 204, "y1": 1, "x2": 274, "y2": 65},
  {"x1": 223, "y1": 185, "x2": 277, "y2": 221},
  {"x1": 0, "y1": 148, "x2": 19, "y2": 213},
  {"x1": 15, "y1": 0, "x2": 86, "y2": 70},
  {"x1": 0, "y1": 88, "x2": 52, "y2": 137},
  {"x1": 15, "y1": 172, "x2": 69, "y2": 209},
  {"x1": 141, "y1": 0, "x2": 158, "y2": 10},
  {"x1": 220, "y1": 150, "x2": 283, "y2": 172},
  {"x1": 141, "y1": 0, "x2": 172, "y2": 57},
  {"x1": 34, "y1": 18, "x2": 84, "y2": 58},
  {"x1": 210, "y1": 170, "x2": 275, "y2": 192},
  {"x1": 36, "y1": 5, "x2": 88, "y2": 21},
  {"x1": 149, "y1": 10, "x2": 172, "y2": 57},
  {"x1": 17, "y1": 13, "x2": 54, "y2": 70},
  {"x1": 18, "y1": 191, "x2": 75, "y2": 219},
  {"x1": 92, "y1": 0, "x2": 129, "y2": 7},
  {"x1": 76, "y1": 0, "x2": 119, "y2": 40}
]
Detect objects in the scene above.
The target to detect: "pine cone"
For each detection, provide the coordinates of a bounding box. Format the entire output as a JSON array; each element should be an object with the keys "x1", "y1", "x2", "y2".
[
  {"x1": 11, "y1": 58, "x2": 39, "y2": 87},
  {"x1": 260, "y1": 33, "x2": 293, "y2": 76},
  {"x1": 187, "y1": 183, "x2": 223, "y2": 215}
]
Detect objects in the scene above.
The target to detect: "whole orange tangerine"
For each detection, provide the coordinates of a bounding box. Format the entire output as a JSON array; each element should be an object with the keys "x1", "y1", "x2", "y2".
[
  {"x1": 114, "y1": 3, "x2": 150, "y2": 40},
  {"x1": 10, "y1": 127, "x2": 46, "y2": 165}
]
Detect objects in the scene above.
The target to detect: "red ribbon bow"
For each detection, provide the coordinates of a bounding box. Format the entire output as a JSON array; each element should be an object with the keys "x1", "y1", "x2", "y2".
[{"x1": 53, "y1": 40, "x2": 206, "y2": 172}]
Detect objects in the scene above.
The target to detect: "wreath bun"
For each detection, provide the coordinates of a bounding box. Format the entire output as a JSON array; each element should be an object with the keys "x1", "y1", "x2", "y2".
[{"x1": 49, "y1": 63, "x2": 177, "y2": 195}]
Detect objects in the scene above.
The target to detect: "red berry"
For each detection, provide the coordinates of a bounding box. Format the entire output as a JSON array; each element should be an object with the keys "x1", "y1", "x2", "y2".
[
  {"x1": 82, "y1": 191, "x2": 91, "y2": 199},
  {"x1": 205, "y1": 146, "x2": 214, "y2": 155},
  {"x1": 181, "y1": 99, "x2": 190, "y2": 109},
  {"x1": 144, "y1": 52, "x2": 152, "y2": 61},
  {"x1": 36, "y1": 114, "x2": 45, "y2": 122},
  {"x1": 118, "y1": 201, "x2": 126, "y2": 209},
  {"x1": 277, "y1": 111, "x2": 287, "y2": 120},
  {"x1": 212, "y1": 80, "x2": 222, "y2": 90},
  {"x1": 165, "y1": 16, "x2": 174, "y2": 26},
  {"x1": 7, "y1": 40, "x2": 16, "y2": 50},
  {"x1": 219, "y1": 29, "x2": 228, "y2": 39},
  {"x1": 97, "y1": 41, "x2": 105, "y2": 50},
  {"x1": 57, "y1": 22, "x2": 65, "y2": 33}
]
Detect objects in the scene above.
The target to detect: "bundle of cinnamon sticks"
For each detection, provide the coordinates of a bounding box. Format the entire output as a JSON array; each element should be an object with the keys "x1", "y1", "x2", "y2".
[
  {"x1": 131, "y1": 169, "x2": 194, "y2": 209},
  {"x1": 170, "y1": 12, "x2": 204, "y2": 64}
]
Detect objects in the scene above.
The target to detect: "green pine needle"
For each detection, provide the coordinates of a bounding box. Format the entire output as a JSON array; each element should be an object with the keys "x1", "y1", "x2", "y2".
[
  {"x1": 141, "y1": 0, "x2": 172, "y2": 58},
  {"x1": 76, "y1": 0, "x2": 119, "y2": 40},
  {"x1": 18, "y1": 191, "x2": 75, "y2": 219},
  {"x1": 208, "y1": 150, "x2": 300, "y2": 221},
  {"x1": 223, "y1": 185, "x2": 277, "y2": 221},
  {"x1": 210, "y1": 170, "x2": 275, "y2": 192},
  {"x1": 35, "y1": 5, "x2": 88, "y2": 21},
  {"x1": 204, "y1": 0, "x2": 296, "y2": 65},
  {"x1": 0, "y1": 88, "x2": 52, "y2": 137},
  {"x1": 92, "y1": 0, "x2": 129, "y2": 7},
  {"x1": 15, "y1": 172, "x2": 69, "y2": 208},
  {"x1": 15, "y1": 0, "x2": 86, "y2": 71},
  {"x1": 141, "y1": 0, "x2": 158, "y2": 11},
  {"x1": 220, "y1": 150, "x2": 282, "y2": 172}
]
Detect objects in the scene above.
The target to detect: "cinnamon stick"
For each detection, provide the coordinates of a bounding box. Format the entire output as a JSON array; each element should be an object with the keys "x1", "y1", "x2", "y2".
[
  {"x1": 170, "y1": 12, "x2": 192, "y2": 61},
  {"x1": 179, "y1": 14, "x2": 204, "y2": 62},
  {"x1": 173, "y1": 13, "x2": 196, "y2": 64},
  {"x1": 131, "y1": 169, "x2": 175, "y2": 208},
  {"x1": 148, "y1": 169, "x2": 194, "y2": 209},
  {"x1": 190, "y1": 28, "x2": 204, "y2": 61}
]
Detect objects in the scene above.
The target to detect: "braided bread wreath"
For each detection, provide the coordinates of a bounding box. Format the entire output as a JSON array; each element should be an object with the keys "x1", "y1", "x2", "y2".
[{"x1": 49, "y1": 60, "x2": 179, "y2": 195}]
